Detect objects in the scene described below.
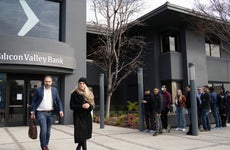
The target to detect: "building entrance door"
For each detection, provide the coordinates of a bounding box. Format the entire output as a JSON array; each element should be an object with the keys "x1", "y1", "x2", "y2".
[{"x1": 6, "y1": 79, "x2": 42, "y2": 126}]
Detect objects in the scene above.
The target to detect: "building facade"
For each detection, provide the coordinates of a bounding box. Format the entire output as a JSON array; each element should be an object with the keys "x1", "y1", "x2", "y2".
[
  {"x1": 0, "y1": 0, "x2": 86, "y2": 126},
  {"x1": 87, "y1": 2, "x2": 230, "y2": 106}
]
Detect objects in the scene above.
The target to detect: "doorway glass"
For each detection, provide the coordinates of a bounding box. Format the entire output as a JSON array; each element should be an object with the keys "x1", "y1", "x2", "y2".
[
  {"x1": 7, "y1": 80, "x2": 25, "y2": 126},
  {"x1": 4, "y1": 74, "x2": 62, "y2": 126},
  {"x1": 26, "y1": 80, "x2": 42, "y2": 124},
  {"x1": 0, "y1": 73, "x2": 6, "y2": 127}
]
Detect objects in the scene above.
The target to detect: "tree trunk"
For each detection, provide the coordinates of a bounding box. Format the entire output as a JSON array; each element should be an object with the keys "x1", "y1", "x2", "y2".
[
  {"x1": 105, "y1": 73, "x2": 113, "y2": 119},
  {"x1": 105, "y1": 93, "x2": 112, "y2": 119}
]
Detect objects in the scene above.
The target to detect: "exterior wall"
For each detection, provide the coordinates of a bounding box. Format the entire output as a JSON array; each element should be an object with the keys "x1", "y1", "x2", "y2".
[
  {"x1": 145, "y1": 29, "x2": 184, "y2": 90},
  {"x1": 143, "y1": 31, "x2": 161, "y2": 90},
  {"x1": 159, "y1": 52, "x2": 183, "y2": 81},
  {"x1": 87, "y1": 62, "x2": 103, "y2": 86},
  {"x1": 221, "y1": 42, "x2": 230, "y2": 58},
  {"x1": 185, "y1": 30, "x2": 208, "y2": 87},
  {"x1": 207, "y1": 57, "x2": 230, "y2": 82},
  {"x1": 60, "y1": 0, "x2": 86, "y2": 124},
  {"x1": 159, "y1": 52, "x2": 172, "y2": 80}
]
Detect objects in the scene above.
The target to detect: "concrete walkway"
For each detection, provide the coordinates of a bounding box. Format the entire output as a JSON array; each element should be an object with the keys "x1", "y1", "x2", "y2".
[{"x1": 1, "y1": 123, "x2": 230, "y2": 150}]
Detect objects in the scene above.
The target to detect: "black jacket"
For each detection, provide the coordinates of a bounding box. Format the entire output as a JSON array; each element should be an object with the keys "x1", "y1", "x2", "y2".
[
  {"x1": 185, "y1": 92, "x2": 191, "y2": 109},
  {"x1": 201, "y1": 92, "x2": 211, "y2": 110},
  {"x1": 70, "y1": 91, "x2": 94, "y2": 143},
  {"x1": 152, "y1": 93, "x2": 163, "y2": 114},
  {"x1": 143, "y1": 94, "x2": 153, "y2": 113},
  {"x1": 218, "y1": 93, "x2": 227, "y2": 111}
]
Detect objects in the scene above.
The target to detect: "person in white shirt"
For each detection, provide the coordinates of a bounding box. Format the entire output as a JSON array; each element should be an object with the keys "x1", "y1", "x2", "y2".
[{"x1": 31, "y1": 75, "x2": 64, "y2": 150}]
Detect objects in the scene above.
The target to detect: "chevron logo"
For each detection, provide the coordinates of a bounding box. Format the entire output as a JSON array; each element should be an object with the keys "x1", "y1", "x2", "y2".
[{"x1": 17, "y1": 0, "x2": 39, "y2": 36}]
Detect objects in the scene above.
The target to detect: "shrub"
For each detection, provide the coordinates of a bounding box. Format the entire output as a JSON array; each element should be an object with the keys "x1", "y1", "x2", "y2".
[{"x1": 126, "y1": 101, "x2": 138, "y2": 111}]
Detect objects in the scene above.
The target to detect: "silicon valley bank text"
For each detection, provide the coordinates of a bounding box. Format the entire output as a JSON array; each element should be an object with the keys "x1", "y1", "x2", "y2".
[{"x1": 0, "y1": 52, "x2": 64, "y2": 64}]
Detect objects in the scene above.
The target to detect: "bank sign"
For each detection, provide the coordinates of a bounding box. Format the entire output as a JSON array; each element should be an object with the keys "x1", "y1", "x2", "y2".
[
  {"x1": 0, "y1": 52, "x2": 63, "y2": 64},
  {"x1": 0, "y1": 51, "x2": 75, "y2": 69},
  {"x1": 0, "y1": 35, "x2": 76, "y2": 70}
]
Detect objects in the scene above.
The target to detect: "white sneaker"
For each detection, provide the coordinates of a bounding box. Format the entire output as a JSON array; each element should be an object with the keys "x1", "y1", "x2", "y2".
[
  {"x1": 175, "y1": 127, "x2": 180, "y2": 131},
  {"x1": 182, "y1": 128, "x2": 186, "y2": 132},
  {"x1": 144, "y1": 129, "x2": 149, "y2": 132},
  {"x1": 149, "y1": 130, "x2": 155, "y2": 133}
]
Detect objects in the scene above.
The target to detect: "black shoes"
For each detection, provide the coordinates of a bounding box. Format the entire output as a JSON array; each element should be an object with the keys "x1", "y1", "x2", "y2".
[{"x1": 153, "y1": 132, "x2": 158, "y2": 136}]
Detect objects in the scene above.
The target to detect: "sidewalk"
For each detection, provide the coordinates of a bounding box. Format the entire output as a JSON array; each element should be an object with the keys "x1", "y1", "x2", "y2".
[{"x1": 1, "y1": 123, "x2": 230, "y2": 150}]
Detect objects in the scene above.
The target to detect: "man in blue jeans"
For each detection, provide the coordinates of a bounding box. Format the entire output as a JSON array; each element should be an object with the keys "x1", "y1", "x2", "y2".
[
  {"x1": 200, "y1": 85, "x2": 211, "y2": 132},
  {"x1": 31, "y1": 75, "x2": 64, "y2": 150},
  {"x1": 210, "y1": 87, "x2": 221, "y2": 128}
]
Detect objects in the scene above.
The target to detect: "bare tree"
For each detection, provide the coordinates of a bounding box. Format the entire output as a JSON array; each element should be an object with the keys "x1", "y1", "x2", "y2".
[
  {"x1": 88, "y1": 0, "x2": 145, "y2": 119},
  {"x1": 191, "y1": 0, "x2": 230, "y2": 48}
]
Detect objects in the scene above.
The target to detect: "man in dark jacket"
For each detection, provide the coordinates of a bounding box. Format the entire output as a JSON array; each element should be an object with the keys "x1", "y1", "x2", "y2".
[
  {"x1": 31, "y1": 75, "x2": 64, "y2": 150},
  {"x1": 142, "y1": 88, "x2": 154, "y2": 132},
  {"x1": 152, "y1": 88, "x2": 163, "y2": 136},
  {"x1": 200, "y1": 85, "x2": 211, "y2": 132}
]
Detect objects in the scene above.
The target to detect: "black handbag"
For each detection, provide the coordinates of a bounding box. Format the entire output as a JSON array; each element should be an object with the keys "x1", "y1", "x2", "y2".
[{"x1": 28, "y1": 118, "x2": 37, "y2": 139}]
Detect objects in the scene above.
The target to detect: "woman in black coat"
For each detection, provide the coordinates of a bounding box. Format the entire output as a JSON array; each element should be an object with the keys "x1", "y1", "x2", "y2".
[{"x1": 70, "y1": 78, "x2": 95, "y2": 150}]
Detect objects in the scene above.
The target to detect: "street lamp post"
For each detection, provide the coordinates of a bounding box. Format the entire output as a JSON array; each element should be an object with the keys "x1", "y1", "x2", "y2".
[{"x1": 189, "y1": 63, "x2": 198, "y2": 136}]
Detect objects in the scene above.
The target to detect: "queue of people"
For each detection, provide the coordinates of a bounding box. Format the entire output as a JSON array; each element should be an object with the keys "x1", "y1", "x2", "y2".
[
  {"x1": 197, "y1": 85, "x2": 230, "y2": 132},
  {"x1": 142, "y1": 85, "x2": 171, "y2": 136},
  {"x1": 142, "y1": 84, "x2": 230, "y2": 136}
]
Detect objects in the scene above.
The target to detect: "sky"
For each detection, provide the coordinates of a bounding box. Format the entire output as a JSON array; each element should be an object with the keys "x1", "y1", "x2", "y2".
[{"x1": 87, "y1": 0, "x2": 199, "y2": 22}]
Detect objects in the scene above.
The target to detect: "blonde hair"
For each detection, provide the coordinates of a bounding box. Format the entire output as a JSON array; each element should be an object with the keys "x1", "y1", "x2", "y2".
[{"x1": 72, "y1": 83, "x2": 95, "y2": 107}]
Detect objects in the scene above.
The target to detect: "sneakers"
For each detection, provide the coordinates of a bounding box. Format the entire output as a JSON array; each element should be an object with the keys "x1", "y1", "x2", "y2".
[
  {"x1": 186, "y1": 131, "x2": 192, "y2": 135},
  {"x1": 144, "y1": 129, "x2": 149, "y2": 132},
  {"x1": 152, "y1": 132, "x2": 158, "y2": 136},
  {"x1": 200, "y1": 129, "x2": 207, "y2": 132},
  {"x1": 175, "y1": 127, "x2": 180, "y2": 131},
  {"x1": 175, "y1": 127, "x2": 186, "y2": 132},
  {"x1": 149, "y1": 130, "x2": 155, "y2": 133}
]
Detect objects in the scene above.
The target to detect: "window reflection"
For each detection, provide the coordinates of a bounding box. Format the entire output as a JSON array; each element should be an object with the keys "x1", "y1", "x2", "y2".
[
  {"x1": 205, "y1": 38, "x2": 221, "y2": 57},
  {"x1": 0, "y1": 0, "x2": 60, "y2": 40}
]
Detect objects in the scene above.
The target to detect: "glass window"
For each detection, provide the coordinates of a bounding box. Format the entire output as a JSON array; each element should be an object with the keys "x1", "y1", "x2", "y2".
[
  {"x1": 210, "y1": 44, "x2": 220, "y2": 57},
  {"x1": 169, "y1": 36, "x2": 176, "y2": 51},
  {"x1": 208, "y1": 82, "x2": 227, "y2": 93},
  {"x1": 205, "y1": 43, "x2": 211, "y2": 56},
  {"x1": 160, "y1": 31, "x2": 180, "y2": 53},
  {"x1": 0, "y1": 0, "x2": 60, "y2": 40},
  {"x1": 205, "y1": 40, "x2": 221, "y2": 57}
]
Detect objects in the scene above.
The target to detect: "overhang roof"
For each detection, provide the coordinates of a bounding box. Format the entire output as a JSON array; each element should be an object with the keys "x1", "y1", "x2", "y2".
[
  {"x1": 138, "y1": 2, "x2": 194, "y2": 22},
  {"x1": 87, "y1": 2, "x2": 214, "y2": 34},
  {"x1": 87, "y1": 2, "x2": 196, "y2": 34},
  {"x1": 134, "y1": 2, "x2": 197, "y2": 29}
]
